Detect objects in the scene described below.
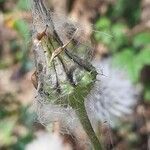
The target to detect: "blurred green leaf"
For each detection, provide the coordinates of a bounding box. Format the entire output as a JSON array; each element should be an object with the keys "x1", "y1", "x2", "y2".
[
  {"x1": 133, "y1": 32, "x2": 150, "y2": 47},
  {"x1": 94, "y1": 17, "x2": 112, "y2": 43},
  {"x1": 110, "y1": 23, "x2": 128, "y2": 52},
  {"x1": 13, "y1": 19, "x2": 30, "y2": 42},
  {"x1": 94, "y1": 18, "x2": 129, "y2": 52},
  {"x1": 0, "y1": 119, "x2": 16, "y2": 146},
  {"x1": 0, "y1": 0, "x2": 5, "y2": 3},
  {"x1": 113, "y1": 47, "x2": 150, "y2": 83},
  {"x1": 113, "y1": 48, "x2": 140, "y2": 82},
  {"x1": 108, "y1": 0, "x2": 141, "y2": 26},
  {"x1": 11, "y1": 133, "x2": 33, "y2": 150},
  {"x1": 19, "y1": 106, "x2": 35, "y2": 128},
  {"x1": 95, "y1": 32, "x2": 112, "y2": 45},
  {"x1": 95, "y1": 17, "x2": 111, "y2": 29},
  {"x1": 144, "y1": 84, "x2": 150, "y2": 102},
  {"x1": 17, "y1": 0, "x2": 31, "y2": 10},
  {"x1": 136, "y1": 48, "x2": 150, "y2": 65},
  {"x1": 112, "y1": 23, "x2": 127, "y2": 38}
]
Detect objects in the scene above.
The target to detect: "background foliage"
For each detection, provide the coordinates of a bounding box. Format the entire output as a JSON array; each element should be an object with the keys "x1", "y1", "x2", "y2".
[{"x1": 0, "y1": 0, "x2": 150, "y2": 149}]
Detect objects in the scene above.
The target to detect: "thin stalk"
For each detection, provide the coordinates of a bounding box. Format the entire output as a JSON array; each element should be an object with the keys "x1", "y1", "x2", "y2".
[
  {"x1": 69, "y1": 82, "x2": 103, "y2": 150},
  {"x1": 76, "y1": 102, "x2": 102, "y2": 150}
]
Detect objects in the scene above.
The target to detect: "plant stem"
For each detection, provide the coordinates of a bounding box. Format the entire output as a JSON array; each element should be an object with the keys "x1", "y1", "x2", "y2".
[
  {"x1": 70, "y1": 82, "x2": 103, "y2": 150},
  {"x1": 75, "y1": 101, "x2": 103, "y2": 150}
]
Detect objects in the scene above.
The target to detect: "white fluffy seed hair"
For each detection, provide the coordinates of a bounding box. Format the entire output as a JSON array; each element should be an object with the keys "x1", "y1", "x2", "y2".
[
  {"x1": 33, "y1": 58, "x2": 139, "y2": 131},
  {"x1": 86, "y1": 58, "x2": 139, "y2": 127},
  {"x1": 25, "y1": 132, "x2": 72, "y2": 150},
  {"x1": 34, "y1": 97, "x2": 81, "y2": 133}
]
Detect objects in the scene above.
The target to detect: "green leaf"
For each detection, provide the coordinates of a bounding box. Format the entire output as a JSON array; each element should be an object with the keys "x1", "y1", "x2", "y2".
[
  {"x1": 113, "y1": 48, "x2": 134, "y2": 65},
  {"x1": 0, "y1": 119, "x2": 16, "y2": 145},
  {"x1": 111, "y1": 23, "x2": 128, "y2": 49},
  {"x1": 144, "y1": 85, "x2": 150, "y2": 102},
  {"x1": 95, "y1": 17, "x2": 111, "y2": 30},
  {"x1": 94, "y1": 17, "x2": 112, "y2": 43},
  {"x1": 113, "y1": 48, "x2": 139, "y2": 82},
  {"x1": 133, "y1": 32, "x2": 150, "y2": 47},
  {"x1": 108, "y1": 0, "x2": 141, "y2": 26},
  {"x1": 112, "y1": 23, "x2": 127, "y2": 38},
  {"x1": 13, "y1": 19, "x2": 30, "y2": 42},
  {"x1": 136, "y1": 47, "x2": 150, "y2": 66},
  {"x1": 113, "y1": 47, "x2": 150, "y2": 82},
  {"x1": 17, "y1": 0, "x2": 31, "y2": 10}
]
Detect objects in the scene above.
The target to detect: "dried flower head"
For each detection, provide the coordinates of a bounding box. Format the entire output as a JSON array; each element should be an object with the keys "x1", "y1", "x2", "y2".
[{"x1": 31, "y1": 0, "x2": 101, "y2": 149}]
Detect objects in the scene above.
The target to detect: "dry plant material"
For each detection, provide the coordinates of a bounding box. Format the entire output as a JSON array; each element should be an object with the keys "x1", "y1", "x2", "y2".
[
  {"x1": 31, "y1": 1, "x2": 139, "y2": 149},
  {"x1": 31, "y1": 0, "x2": 101, "y2": 149}
]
